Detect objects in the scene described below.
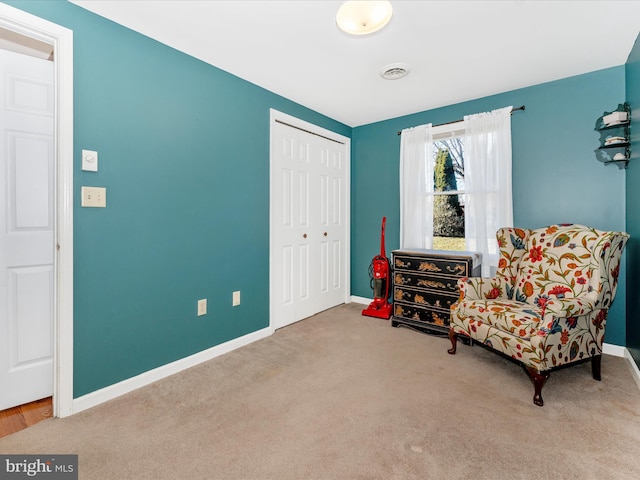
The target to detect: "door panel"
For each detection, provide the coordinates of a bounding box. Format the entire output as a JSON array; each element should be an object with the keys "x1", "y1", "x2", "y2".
[
  {"x1": 281, "y1": 245, "x2": 293, "y2": 305},
  {"x1": 320, "y1": 240, "x2": 328, "y2": 294},
  {"x1": 0, "y1": 49, "x2": 54, "y2": 410},
  {"x1": 332, "y1": 240, "x2": 342, "y2": 289},
  {"x1": 271, "y1": 116, "x2": 348, "y2": 329},
  {"x1": 9, "y1": 266, "x2": 53, "y2": 366},
  {"x1": 13, "y1": 134, "x2": 52, "y2": 229},
  {"x1": 320, "y1": 174, "x2": 328, "y2": 226},
  {"x1": 316, "y1": 140, "x2": 346, "y2": 310}
]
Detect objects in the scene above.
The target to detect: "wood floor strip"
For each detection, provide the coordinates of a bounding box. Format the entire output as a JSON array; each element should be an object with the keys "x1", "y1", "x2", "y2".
[{"x1": 0, "y1": 397, "x2": 53, "y2": 439}]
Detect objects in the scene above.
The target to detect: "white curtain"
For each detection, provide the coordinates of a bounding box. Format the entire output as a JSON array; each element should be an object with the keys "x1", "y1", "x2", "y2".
[
  {"x1": 463, "y1": 106, "x2": 514, "y2": 277},
  {"x1": 400, "y1": 124, "x2": 434, "y2": 249}
]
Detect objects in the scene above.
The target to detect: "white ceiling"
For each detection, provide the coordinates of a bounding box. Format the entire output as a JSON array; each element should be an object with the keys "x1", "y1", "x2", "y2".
[{"x1": 70, "y1": 0, "x2": 640, "y2": 127}]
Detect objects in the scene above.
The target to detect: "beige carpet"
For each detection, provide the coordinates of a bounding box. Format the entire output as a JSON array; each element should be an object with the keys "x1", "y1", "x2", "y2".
[{"x1": 2, "y1": 303, "x2": 640, "y2": 479}]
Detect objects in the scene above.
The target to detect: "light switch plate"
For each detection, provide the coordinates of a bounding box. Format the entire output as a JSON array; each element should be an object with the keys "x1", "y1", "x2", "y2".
[
  {"x1": 81, "y1": 186, "x2": 106, "y2": 207},
  {"x1": 233, "y1": 291, "x2": 240, "y2": 306},
  {"x1": 82, "y1": 149, "x2": 98, "y2": 172}
]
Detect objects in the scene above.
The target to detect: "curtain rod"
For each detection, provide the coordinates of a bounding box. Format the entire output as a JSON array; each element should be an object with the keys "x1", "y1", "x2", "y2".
[{"x1": 396, "y1": 105, "x2": 525, "y2": 136}]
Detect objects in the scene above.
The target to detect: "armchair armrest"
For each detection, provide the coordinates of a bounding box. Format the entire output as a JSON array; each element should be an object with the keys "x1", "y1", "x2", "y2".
[
  {"x1": 543, "y1": 294, "x2": 598, "y2": 318},
  {"x1": 457, "y1": 277, "x2": 502, "y2": 301}
]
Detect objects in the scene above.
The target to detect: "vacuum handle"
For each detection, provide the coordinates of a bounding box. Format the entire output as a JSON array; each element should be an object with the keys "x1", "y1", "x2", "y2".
[{"x1": 380, "y1": 216, "x2": 387, "y2": 257}]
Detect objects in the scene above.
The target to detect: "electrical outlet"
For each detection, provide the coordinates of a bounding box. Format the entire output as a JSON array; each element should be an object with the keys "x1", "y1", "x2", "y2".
[
  {"x1": 232, "y1": 291, "x2": 240, "y2": 306},
  {"x1": 197, "y1": 299, "x2": 207, "y2": 316},
  {"x1": 81, "y1": 186, "x2": 106, "y2": 207}
]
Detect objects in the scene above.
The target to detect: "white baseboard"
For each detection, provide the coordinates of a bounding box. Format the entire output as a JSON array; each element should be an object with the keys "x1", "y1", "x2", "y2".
[
  {"x1": 350, "y1": 295, "x2": 371, "y2": 305},
  {"x1": 602, "y1": 343, "x2": 640, "y2": 390},
  {"x1": 623, "y1": 348, "x2": 640, "y2": 391},
  {"x1": 69, "y1": 309, "x2": 640, "y2": 415},
  {"x1": 71, "y1": 326, "x2": 273, "y2": 415},
  {"x1": 602, "y1": 342, "x2": 626, "y2": 357}
]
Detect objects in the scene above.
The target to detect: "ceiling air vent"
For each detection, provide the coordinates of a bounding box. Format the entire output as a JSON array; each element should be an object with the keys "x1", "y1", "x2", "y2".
[{"x1": 380, "y1": 63, "x2": 410, "y2": 80}]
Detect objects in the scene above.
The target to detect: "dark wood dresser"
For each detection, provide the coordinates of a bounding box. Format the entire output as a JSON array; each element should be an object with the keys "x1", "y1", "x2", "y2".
[{"x1": 391, "y1": 249, "x2": 481, "y2": 335}]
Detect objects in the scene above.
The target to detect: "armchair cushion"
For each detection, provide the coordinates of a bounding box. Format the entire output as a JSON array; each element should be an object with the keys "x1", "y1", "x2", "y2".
[{"x1": 454, "y1": 297, "x2": 542, "y2": 340}]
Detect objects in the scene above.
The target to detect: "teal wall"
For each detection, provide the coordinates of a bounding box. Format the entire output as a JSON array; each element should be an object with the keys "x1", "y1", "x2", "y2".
[
  {"x1": 352, "y1": 67, "x2": 628, "y2": 345},
  {"x1": 5, "y1": 1, "x2": 350, "y2": 397},
  {"x1": 625, "y1": 33, "x2": 640, "y2": 366}
]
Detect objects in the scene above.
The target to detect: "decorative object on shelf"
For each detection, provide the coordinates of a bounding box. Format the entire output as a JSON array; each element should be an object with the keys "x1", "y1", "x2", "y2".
[
  {"x1": 391, "y1": 249, "x2": 481, "y2": 336},
  {"x1": 595, "y1": 102, "x2": 630, "y2": 169}
]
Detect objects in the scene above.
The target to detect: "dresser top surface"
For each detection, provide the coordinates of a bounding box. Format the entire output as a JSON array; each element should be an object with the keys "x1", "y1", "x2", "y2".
[
  {"x1": 392, "y1": 249, "x2": 482, "y2": 268},
  {"x1": 392, "y1": 248, "x2": 481, "y2": 259}
]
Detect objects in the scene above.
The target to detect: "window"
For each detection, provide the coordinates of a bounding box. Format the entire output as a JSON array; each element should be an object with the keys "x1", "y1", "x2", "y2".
[{"x1": 400, "y1": 107, "x2": 513, "y2": 277}]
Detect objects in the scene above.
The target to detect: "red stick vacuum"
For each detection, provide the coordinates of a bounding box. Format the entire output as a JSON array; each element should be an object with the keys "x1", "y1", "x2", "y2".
[{"x1": 362, "y1": 216, "x2": 393, "y2": 319}]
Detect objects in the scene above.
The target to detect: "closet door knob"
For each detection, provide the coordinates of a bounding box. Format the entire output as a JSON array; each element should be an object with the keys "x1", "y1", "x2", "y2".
[
  {"x1": 303, "y1": 233, "x2": 307, "y2": 239},
  {"x1": 324, "y1": 232, "x2": 328, "y2": 237}
]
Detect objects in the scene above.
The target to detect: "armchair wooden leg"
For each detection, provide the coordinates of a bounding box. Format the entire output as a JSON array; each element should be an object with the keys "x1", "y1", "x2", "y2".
[
  {"x1": 591, "y1": 354, "x2": 602, "y2": 381},
  {"x1": 525, "y1": 367, "x2": 550, "y2": 407},
  {"x1": 447, "y1": 329, "x2": 458, "y2": 355}
]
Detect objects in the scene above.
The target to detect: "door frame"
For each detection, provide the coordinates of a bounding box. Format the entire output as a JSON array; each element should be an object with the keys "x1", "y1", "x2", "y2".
[
  {"x1": 0, "y1": 4, "x2": 74, "y2": 418},
  {"x1": 269, "y1": 109, "x2": 351, "y2": 330}
]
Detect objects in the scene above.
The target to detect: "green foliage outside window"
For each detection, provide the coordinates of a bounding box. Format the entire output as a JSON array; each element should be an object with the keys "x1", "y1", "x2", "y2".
[{"x1": 433, "y1": 148, "x2": 464, "y2": 239}]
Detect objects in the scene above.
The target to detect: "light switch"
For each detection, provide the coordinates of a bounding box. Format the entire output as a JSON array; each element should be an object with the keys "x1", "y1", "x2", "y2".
[
  {"x1": 82, "y1": 149, "x2": 98, "y2": 171},
  {"x1": 81, "y1": 186, "x2": 106, "y2": 208}
]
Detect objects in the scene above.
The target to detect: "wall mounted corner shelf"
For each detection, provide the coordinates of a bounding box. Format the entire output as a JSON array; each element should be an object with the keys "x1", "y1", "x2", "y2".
[{"x1": 595, "y1": 103, "x2": 631, "y2": 169}]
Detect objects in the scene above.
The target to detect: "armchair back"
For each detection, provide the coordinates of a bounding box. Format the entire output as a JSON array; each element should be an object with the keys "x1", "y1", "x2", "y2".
[
  {"x1": 595, "y1": 230, "x2": 628, "y2": 310},
  {"x1": 494, "y1": 225, "x2": 627, "y2": 309},
  {"x1": 495, "y1": 227, "x2": 530, "y2": 299}
]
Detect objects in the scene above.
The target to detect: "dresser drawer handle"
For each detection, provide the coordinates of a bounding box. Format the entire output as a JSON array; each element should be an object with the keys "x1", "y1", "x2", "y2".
[{"x1": 303, "y1": 233, "x2": 307, "y2": 239}]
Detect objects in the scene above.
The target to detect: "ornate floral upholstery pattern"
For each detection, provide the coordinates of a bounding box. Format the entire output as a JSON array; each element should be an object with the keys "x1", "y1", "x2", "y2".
[{"x1": 448, "y1": 224, "x2": 628, "y2": 406}]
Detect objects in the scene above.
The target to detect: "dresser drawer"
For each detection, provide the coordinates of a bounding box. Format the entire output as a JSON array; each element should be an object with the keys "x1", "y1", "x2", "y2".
[
  {"x1": 393, "y1": 271, "x2": 459, "y2": 293},
  {"x1": 393, "y1": 254, "x2": 470, "y2": 277},
  {"x1": 393, "y1": 302, "x2": 450, "y2": 328},
  {"x1": 393, "y1": 286, "x2": 457, "y2": 313}
]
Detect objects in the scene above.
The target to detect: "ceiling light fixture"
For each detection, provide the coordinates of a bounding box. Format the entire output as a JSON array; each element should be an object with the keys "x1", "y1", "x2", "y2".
[
  {"x1": 380, "y1": 63, "x2": 410, "y2": 80},
  {"x1": 336, "y1": 1, "x2": 393, "y2": 36}
]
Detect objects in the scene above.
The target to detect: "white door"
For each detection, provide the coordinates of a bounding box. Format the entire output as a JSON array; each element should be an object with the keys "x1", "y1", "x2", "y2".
[
  {"x1": 0, "y1": 48, "x2": 54, "y2": 410},
  {"x1": 270, "y1": 112, "x2": 349, "y2": 330}
]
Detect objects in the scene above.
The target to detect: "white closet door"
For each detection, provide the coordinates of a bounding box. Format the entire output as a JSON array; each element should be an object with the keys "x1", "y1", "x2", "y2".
[{"x1": 270, "y1": 113, "x2": 348, "y2": 330}]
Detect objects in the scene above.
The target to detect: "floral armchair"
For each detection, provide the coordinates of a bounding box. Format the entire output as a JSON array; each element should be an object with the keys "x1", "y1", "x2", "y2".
[{"x1": 448, "y1": 224, "x2": 628, "y2": 406}]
